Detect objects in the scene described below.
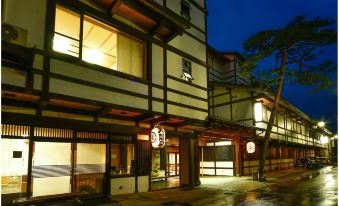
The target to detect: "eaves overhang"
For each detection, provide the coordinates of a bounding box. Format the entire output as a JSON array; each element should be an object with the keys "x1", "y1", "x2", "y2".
[
  {"x1": 201, "y1": 116, "x2": 265, "y2": 140},
  {"x1": 90, "y1": 0, "x2": 190, "y2": 42}
]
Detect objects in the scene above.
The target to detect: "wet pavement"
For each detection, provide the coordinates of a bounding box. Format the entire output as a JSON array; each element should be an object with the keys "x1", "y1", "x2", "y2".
[{"x1": 83, "y1": 166, "x2": 337, "y2": 206}]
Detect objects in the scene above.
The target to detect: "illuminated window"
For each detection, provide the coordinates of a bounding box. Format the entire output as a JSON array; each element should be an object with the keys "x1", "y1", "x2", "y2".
[
  {"x1": 54, "y1": 5, "x2": 145, "y2": 78},
  {"x1": 111, "y1": 144, "x2": 134, "y2": 176},
  {"x1": 54, "y1": 5, "x2": 80, "y2": 57}
]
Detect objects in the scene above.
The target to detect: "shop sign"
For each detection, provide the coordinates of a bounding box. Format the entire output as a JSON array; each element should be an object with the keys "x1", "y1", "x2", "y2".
[
  {"x1": 151, "y1": 125, "x2": 166, "y2": 148},
  {"x1": 246, "y1": 141, "x2": 255, "y2": 153}
]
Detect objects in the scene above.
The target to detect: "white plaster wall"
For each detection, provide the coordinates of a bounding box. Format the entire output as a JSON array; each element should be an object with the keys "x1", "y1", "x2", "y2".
[
  {"x1": 187, "y1": 27, "x2": 205, "y2": 42},
  {"x1": 152, "y1": 87, "x2": 164, "y2": 99},
  {"x1": 215, "y1": 161, "x2": 233, "y2": 168},
  {"x1": 1, "y1": 139, "x2": 29, "y2": 176},
  {"x1": 167, "y1": 91, "x2": 208, "y2": 110},
  {"x1": 2, "y1": 67, "x2": 26, "y2": 87},
  {"x1": 169, "y1": 34, "x2": 206, "y2": 62},
  {"x1": 152, "y1": 44, "x2": 164, "y2": 86},
  {"x1": 190, "y1": 5, "x2": 205, "y2": 31},
  {"x1": 34, "y1": 74, "x2": 42, "y2": 90},
  {"x1": 167, "y1": 79, "x2": 207, "y2": 99},
  {"x1": 110, "y1": 177, "x2": 135, "y2": 195},
  {"x1": 50, "y1": 59, "x2": 148, "y2": 96},
  {"x1": 33, "y1": 54, "x2": 44, "y2": 70},
  {"x1": 167, "y1": 104, "x2": 207, "y2": 120},
  {"x1": 49, "y1": 78, "x2": 148, "y2": 110},
  {"x1": 213, "y1": 105, "x2": 231, "y2": 120},
  {"x1": 3, "y1": 0, "x2": 46, "y2": 49},
  {"x1": 213, "y1": 94, "x2": 230, "y2": 105},
  {"x1": 138, "y1": 176, "x2": 149, "y2": 192},
  {"x1": 152, "y1": 101, "x2": 164, "y2": 113},
  {"x1": 232, "y1": 100, "x2": 252, "y2": 121}
]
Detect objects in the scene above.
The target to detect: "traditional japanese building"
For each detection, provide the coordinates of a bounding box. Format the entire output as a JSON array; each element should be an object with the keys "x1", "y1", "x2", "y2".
[
  {"x1": 206, "y1": 47, "x2": 332, "y2": 176},
  {"x1": 1, "y1": 0, "x2": 208, "y2": 203}
]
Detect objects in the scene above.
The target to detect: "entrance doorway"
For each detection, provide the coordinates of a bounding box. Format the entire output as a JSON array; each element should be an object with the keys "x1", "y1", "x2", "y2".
[
  {"x1": 199, "y1": 140, "x2": 234, "y2": 176},
  {"x1": 32, "y1": 142, "x2": 106, "y2": 196},
  {"x1": 151, "y1": 137, "x2": 180, "y2": 190}
]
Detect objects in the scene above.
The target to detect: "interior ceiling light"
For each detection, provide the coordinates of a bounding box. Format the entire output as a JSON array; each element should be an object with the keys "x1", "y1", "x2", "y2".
[{"x1": 83, "y1": 49, "x2": 103, "y2": 64}]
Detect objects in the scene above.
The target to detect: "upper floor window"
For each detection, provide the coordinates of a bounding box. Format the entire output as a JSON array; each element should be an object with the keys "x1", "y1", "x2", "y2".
[
  {"x1": 181, "y1": 1, "x2": 190, "y2": 21},
  {"x1": 181, "y1": 58, "x2": 192, "y2": 82},
  {"x1": 53, "y1": 5, "x2": 145, "y2": 79}
]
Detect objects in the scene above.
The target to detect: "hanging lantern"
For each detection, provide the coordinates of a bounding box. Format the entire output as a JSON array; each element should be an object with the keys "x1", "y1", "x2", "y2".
[
  {"x1": 246, "y1": 141, "x2": 255, "y2": 153},
  {"x1": 151, "y1": 125, "x2": 166, "y2": 148}
]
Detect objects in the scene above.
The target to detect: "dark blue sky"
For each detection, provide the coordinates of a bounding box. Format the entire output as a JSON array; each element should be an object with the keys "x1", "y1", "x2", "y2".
[{"x1": 207, "y1": 0, "x2": 338, "y2": 133}]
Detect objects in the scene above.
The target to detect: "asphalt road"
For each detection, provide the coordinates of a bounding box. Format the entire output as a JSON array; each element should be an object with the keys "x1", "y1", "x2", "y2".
[{"x1": 225, "y1": 166, "x2": 338, "y2": 206}]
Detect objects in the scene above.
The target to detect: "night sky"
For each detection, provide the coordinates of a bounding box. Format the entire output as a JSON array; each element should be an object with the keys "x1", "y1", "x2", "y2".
[{"x1": 206, "y1": 0, "x2": 338, "y2": 133}]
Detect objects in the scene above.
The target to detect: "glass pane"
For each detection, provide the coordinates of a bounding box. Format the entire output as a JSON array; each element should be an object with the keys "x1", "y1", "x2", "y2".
[
  {"x1": 75, "y1": 143, "x2": 106, "y2": 194},
  {"x1": 82, "y1": 16, "x2": 117, "y2": 69},
  {"x1": 54, "y1": 6, "x2": 80, "y2": 57},
  {"x1": 111, "y1": 144, "x2": 134, "y2": 176},
  {"x1": 1, "y1": 139, "x2": 29, "y2": 204},
  {"x1": 55, "y1": 5, "x2": 80, "y2": 40},
  {"x1": 32, "y1": 142, "x2": 71, "y2": 196}
]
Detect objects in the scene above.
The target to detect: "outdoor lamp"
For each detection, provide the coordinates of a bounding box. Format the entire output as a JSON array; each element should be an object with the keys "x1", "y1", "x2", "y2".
[
  {"x1": 254, "y1": 102, "x2": 263, "y2": 122},
  {"x1": 320, "y1": 135, "x2": 329, "y2": 144},
  {"x1": 318, "y1": 121, "x2": 325, "y2": 127}
]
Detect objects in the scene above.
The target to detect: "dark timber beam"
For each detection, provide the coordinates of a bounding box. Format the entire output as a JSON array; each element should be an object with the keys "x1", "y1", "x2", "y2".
[
  {"x1": 96, "y1": 105, "x2": 112, "y2": 117},
  {"x1": 134, "y1": 112, "x2": 154, "y2": 122}
]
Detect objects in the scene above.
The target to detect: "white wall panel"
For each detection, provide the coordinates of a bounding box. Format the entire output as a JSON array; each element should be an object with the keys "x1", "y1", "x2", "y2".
[
  {"x1": 138, "y1": 176, "x2": 149, "y2": 192},
  {"x1": 33, "y1": 54, "x2": 43, "y2": 70},
  {"x1": 3, "y1": 0, "x2": 46, "y2": 49},
  {"x1": 169, "y1": 34, "x2": 206, "y2": 61},
  {"x1": 50, "y1": 59, "x2": 148, "y2": 96},
  {"x1": 190, "y1": 5, "x2": 205, "y2": 31},
  {"x1": 152, "y1": 87, "x2": 163, "y2": 99},
  {"x1": 187, "y1": 27, "x2": 205, "y2": 42},
  {"x1": 50, "y1": 78, "x2": 148, "y2": 110},
  {"x1": 34, "y1": 74, "x2": 42, "y2": 90},
  {"x1": 213, "y1": 105, "x2": 231, "y2": 120},
  {"x1": 2, "y1": 67, "x2": 26, "y2": 87},
  {"x1": 111, "y1": 177, "x2": 135, "y2": 195},
  {"x1": 168, "y1": 104, "x2": 207, "y2": 120},
  {"x1": 232, "y1": 100, "x2": 252, "y2": 121},
  {"x1": 152, "y1": 44, "x2": 164, "y2": 86},
  {"x1": 167, "y1": 79, "x2": 207, "y2": 99},
  {"x1": 167, "y1": 91, "x2": 208, "y2": 110},
  {"x1": 152, "y1": 101, "x2": 164, "y2": 113}
]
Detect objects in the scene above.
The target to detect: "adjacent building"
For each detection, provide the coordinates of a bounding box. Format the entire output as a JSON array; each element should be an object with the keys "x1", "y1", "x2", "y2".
[{"x1": 207, "y1": 47, "x2": 332, "y2": 176}]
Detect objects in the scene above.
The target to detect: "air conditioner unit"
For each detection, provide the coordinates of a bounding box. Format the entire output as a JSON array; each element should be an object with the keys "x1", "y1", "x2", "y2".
[{"x1": 2, "y1": 22, "x2": 28, "y2": 47}]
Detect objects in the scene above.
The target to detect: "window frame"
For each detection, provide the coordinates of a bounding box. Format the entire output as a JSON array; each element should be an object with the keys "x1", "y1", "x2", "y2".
[
  {"x1": 52, "y1": 4, "x2": 147, "y2": 80},
  {"x1": 181, "y1": 0, "x2": 191, "y2": 22},
  {"x1": 181, "y1": 58, "x2": 193, "y2": 82}
]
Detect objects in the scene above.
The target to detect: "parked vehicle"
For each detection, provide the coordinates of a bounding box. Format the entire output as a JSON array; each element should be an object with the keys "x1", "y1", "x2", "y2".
[
  {"x1": 304, "y1": 157, "x2": 322, "y2": 169},
  {"x1": 296, "y1": 158, "x2": 305, "y2": 168}
]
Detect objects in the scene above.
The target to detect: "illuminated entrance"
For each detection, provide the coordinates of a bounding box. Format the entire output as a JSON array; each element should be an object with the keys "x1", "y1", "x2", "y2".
[
  {"x1": 151, "y1": 137, "x2": 180, "y2": 190},
  {"x1": 199, "y1": 139, "x2": 234, "y2": 176}
]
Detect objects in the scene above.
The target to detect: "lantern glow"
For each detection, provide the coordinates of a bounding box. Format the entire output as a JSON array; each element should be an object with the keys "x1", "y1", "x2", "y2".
[{"x1": 151, "y1": 126, "x2": 166, "y2": 148}]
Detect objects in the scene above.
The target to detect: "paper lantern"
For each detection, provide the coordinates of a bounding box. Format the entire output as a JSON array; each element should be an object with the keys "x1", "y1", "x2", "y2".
[
  {"x1": 246, "y1": 141, "x2": 255, "y2": 153},
  {"x1": 151, "y1": 126, "x2": 166, "y2": 148}
]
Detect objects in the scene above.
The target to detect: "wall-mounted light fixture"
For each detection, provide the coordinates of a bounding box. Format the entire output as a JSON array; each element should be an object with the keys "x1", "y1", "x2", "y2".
[
  {"x1": 254, "y1": 102, "x2": 263, "y2": 122},
  {"x1": 320, "y1": 135, "x2": 329, "y2": 144}
]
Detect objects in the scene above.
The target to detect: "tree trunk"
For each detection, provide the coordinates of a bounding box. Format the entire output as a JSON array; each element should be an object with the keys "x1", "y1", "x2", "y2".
[{"x1": 258, "y1": 50, "x2": 287, "y2": 180}]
